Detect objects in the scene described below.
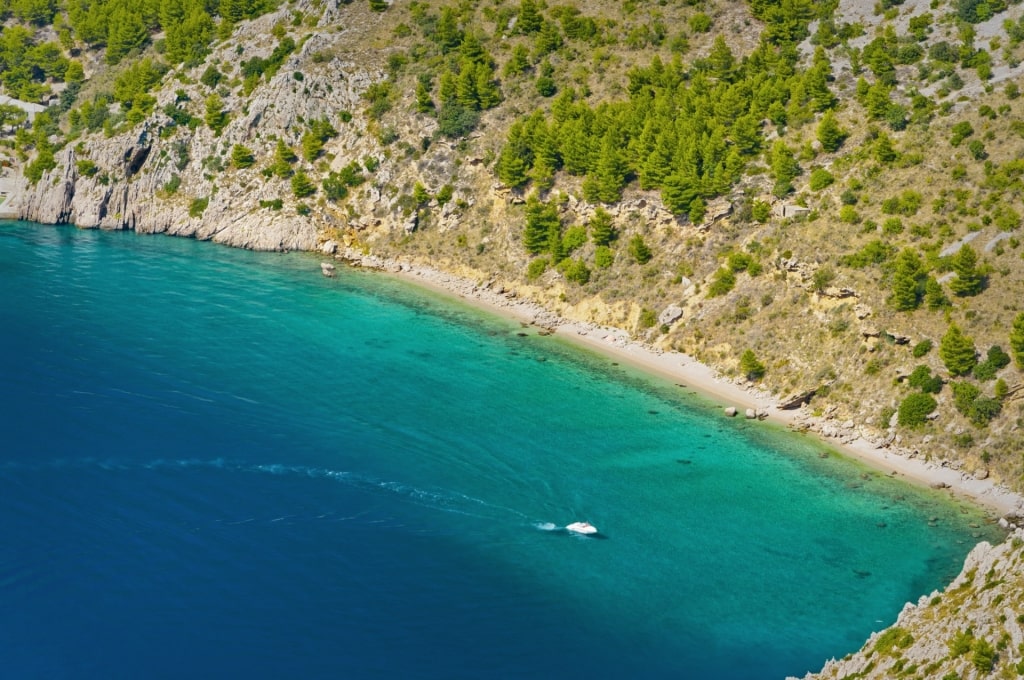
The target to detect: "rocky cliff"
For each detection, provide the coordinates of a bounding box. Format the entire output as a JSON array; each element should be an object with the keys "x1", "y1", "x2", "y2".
[
  {"x1": 800, "y1": 527, "x2": 1024, "y2": 679},
  {"x1": 16, "y1": 1, "x2": 397, "y2": 251}
]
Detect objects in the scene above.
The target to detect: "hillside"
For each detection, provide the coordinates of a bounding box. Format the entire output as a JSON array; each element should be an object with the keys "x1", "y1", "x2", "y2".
[{"x1": 4, "y1": 0, "x2": 1024, "y2": 672}]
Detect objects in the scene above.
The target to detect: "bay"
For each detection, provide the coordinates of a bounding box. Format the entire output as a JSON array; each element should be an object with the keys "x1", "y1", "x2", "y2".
[{"x1": 0, "y1": 222, "x2": 1001, "y2": 678}]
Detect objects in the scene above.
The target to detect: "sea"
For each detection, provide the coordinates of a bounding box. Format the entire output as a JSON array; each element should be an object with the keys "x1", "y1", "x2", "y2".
[{"x1": 0, "y1": 221, "x2": 1003, "y2": 679}]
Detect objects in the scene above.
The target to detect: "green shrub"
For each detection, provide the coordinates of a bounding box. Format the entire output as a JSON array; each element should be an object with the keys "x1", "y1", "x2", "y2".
[
  {"x1": 839, "y1": 205, "x2": 861, "y2": 224},
  {"x1": 535, "y1": 76, "x2": 556, "y2": 97},
  {"x1": 981, "y1": 345, "x2": 1010, "y2": 372},
  {"x1": 972, "y1": 638, "x2": 996, "y2": 672},
  {"x1": 751, "y1": 200, "x2": 771, "y2": 222},
  {"x1": 898, "y1": 393, "x2": 937, "y2": 428},
  {"x1": 950, "y1": 120, "x2": 974, "y2": 146},
  {"x1": 594, "y1": 245, "x2": 614, "y2": 269},
  {"x1": 75, "y1": 159, "x2": 98, "y2": 177},
  {"x1": 882, "y1": 217, "x2": 904, "y2": 234},
  {"x1": 560, "y1": 257, "x2": 591, "y2": 285},
  {"x1": 562, "y1": 225, "x2": 587, "y2": 253},
  {"x1": 161, "y1": 174, "x2": 181, "y2": 195},
  {"x1": 526, "y1": 257, "x2": 548, "y2": 281},
  {"x1": 689, "y1": 12, "x2": 712, "y2": 33},
  {"x1": 912, "y1": 339, "x2": 933, "y2": 357},
  {"x1": 322, "y1": 173, "x2": 349, "y2": 201},
  {"x1": 188, "y1": 197, "x2": 209, "y2": 217},
  {"x1": 907, "y1": 365, "x2": 943, "y2": 393},
  {"x1": 809, "y1": 167, "x2": 835, "y2": 191},
  {"x1": 707, "y1": 268, "x2": 736, "y2": 297},
  {"x1": 874, "y1": 627, "x2": 915, "y2": 656},
  {"x1": 638, "y1": 308, "x2": 658, "y2": 329}
]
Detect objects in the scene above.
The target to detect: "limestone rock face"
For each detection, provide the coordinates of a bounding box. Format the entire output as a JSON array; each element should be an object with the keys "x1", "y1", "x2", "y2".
[
  {"x1": 797, "y1": 530, "x2": 1024, "y2": 680},
  {"x1": 15, "y1": 0, "x2": 398, "y2": 252}
]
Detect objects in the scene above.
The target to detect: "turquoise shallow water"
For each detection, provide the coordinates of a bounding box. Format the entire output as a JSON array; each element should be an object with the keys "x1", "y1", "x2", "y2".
[{"x1": 0, "y1": 222, "x2": 1002, "y2": 679}]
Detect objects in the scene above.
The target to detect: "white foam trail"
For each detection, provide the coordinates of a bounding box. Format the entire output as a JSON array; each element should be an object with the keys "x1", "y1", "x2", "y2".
[
  {"x1": 533, "y1": 522, "x2": 558, "y2": 531},
  {"x1": 9, "y1": 457, "x2": 530, "y2": 525}
]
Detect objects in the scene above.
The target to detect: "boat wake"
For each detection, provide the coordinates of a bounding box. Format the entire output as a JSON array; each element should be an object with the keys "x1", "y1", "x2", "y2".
[{"x1": 3, "y1": 457, "x2": 536, "y2": 525}]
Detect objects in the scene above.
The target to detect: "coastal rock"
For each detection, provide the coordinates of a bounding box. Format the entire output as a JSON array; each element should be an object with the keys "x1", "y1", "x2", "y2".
[
  {"x1": 724, "y1": 406, "x2": 738, "y2": 417},
  {"x1": 658, "y1": 305, "x2": 684, "y2": 326},
  {"x1": 779, "y1": 386, "x2": 820, "y2": 410},
  {"x1": 320, "y1": 262, "x2": 336, "y2": 277},
  {"x1": 745, "y1": 408, "x2": 756, "y2": 419},
  {"x1": 800, "y1": 530, "x2": 1024, "y2": 680}
]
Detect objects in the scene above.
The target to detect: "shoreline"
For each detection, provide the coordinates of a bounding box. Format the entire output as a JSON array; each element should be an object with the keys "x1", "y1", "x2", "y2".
[{"x1": 341, "y1": 252, "x2": 1024, "y2": 519}]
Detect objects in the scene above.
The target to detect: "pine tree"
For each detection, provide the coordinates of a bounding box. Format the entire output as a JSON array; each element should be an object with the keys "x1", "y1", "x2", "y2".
[
  {"x1": 456, "y1": 60, "x2": 480, "y2": 110},
  {"x1": 584, "y1": 131, "x2": 627, "y2": 204},
  {"x1": 949, "y1": 244, "x2": 985, "y2": 296},
  {"x1": 559, "y1": 117, "x2": 593, "y2": 176},
  {"x1": 231, "y1": 144, "x2": 255, "y2": 168},
  {"x1": 661, "y1": 172, "x2": 698, "y2": 215},
  {"x1": 628, "y1": 234, "x2": 652, "y2": 264},
  {"x1": 415, "y1": 80, "x2": 435, "y2": 114},
  {"x1": 291, "y1": 169, "x2": 316, "y2": 198},
  {"x1": 875, "y1": 133, "x2": 899, "y2": 163},
  {"x1": 301, "y1": 130, "x2": 324, "y2": 161},
  {"x1": 435, "y1": 7, "x2": 462, "y2": 53},
  {"x1": 106, "y1": 8, "x2": 148, "y2": 64},
  {"x1": 459, "y1": 32, "x2": 486, "y2": 64},
  {"x1": 165, "y1": 5, "x2": 214, "y2": 66},
  {"x1": 271, "y1": 139, "x2": 296, "y2": 178},
  {"x1": 1010, "y1": 312, "x2": 1024, "y2": 369},
  {"x1": 474, "y1": 63, "x2": 502, "y2": 109},
  {"x1": 939, "y1": 323, "x2": 978, "y2": 377},
  {"x1": 816, "y1": 110, "x2": 846, "y2": 152},
  {"x1": 438, "y1": 71, "x2": 458, "y2": 107},
  {"x1": 534, "y1": 20, "x2": 562, "y2": 57},
  {"x1": 731, "y1": 115, "x2": 762, "y2": 155},
  {"x1": 523, "y1": 193, "x2": 557, "y2": 254},
  {"x1": 739, "y1": 349, "x2": 766, "y2": 381},
  {"x1": 496, "y1": 122, "x2": 531, "y2": 188},
  {"x1": 530, "y1": 153, "x2": 556, "y2": 192},
  {"x1": 889, "y1": 248, "x2": 924, "y2": 311},
  {"x1": 503, "y1": 44, "x2": 531, "y2": 78},
  {"x1": 804, "y1": 62, "x2": 836, "y2": 112},
  {"x1": 639, "y1": 130, "x2": 675, "y2": 189},
  {"x1": 589, "y1": 207, "x2": 614, "y2": 246},
  {"x1": 204, "y1": 93, "x2": 228, "y2": 136},
  {"x1": 219, "y1": 0, "x2": 247, "y2": 24},
  {"x1": 924, "y1": 276, "x2": 950, "y2": 310},
  {"x1": 769, "y1": 140, "x2": 799, "y2": 196},
  {"x1": 707, "y1": 36, "x2": 735, "y2": 81},
  {"x1": 547, "y1": 220, "x2": 564, "y2": 263},
  {"x1": 517, "y1": 0, "x2": 542, "y2": 34}
]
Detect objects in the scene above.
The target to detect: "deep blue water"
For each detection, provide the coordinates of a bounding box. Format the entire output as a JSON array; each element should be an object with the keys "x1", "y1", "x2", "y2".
[{"x1": 0, "y1": 222, "x2": 1001, "y2": 679}]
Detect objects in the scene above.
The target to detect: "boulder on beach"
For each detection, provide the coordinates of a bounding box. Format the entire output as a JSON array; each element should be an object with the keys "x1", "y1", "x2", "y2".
[{"x1": 724, "y1": 406, "x2": 737, "y2": 417}]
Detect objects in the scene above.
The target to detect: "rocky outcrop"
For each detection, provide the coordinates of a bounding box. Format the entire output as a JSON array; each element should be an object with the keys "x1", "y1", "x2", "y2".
[
  {"x1": 16, "y1": 0, "x2": 397, "y2": 252},
  {"x1": 798, "y1": 530, "x2": 1024, "y2": 680}
]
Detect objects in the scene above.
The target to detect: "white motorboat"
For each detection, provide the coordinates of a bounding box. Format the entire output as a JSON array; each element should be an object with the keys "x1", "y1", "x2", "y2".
[{"x1": 565, "y1": 521, "x2": 598, "y2": 535}]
